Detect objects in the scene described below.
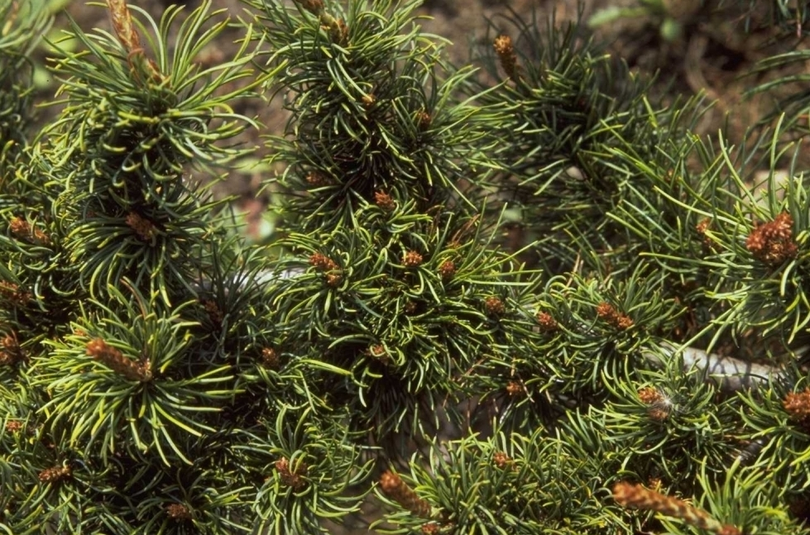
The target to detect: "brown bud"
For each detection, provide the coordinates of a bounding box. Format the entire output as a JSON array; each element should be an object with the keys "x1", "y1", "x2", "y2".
[
  {"x1": 596, "y1": 302, "x2": 633, "y2": 330},
  {"x1": 309, "y1": 253, "x2": 342, "y2": 286},
  {"x1": 784, "y1": 388, "x2": 810, "y2": 427},
  {"x1": 485, "y1": 296, "x2": 505, "y2": 316},
  {"x1": 309, "y1": 253, "x2": 338, "y2": 271},
  {"x1": 38, "y1": 465, "x2": 72, "y2": 484},
  {"x1": 746, "y1": 212, "x2": 797, "y2": 266},
  {"x1": 261, "y1": 347, "x2": 279, "y2": 369},
  {"x1": 275, "y1": 457, "x2": 307, "y2": 491},
  {"x1": 9, "y1": 216, "x2": 27, "y2": 236},
  {"x1": 612, "y1": 482, "x2": 740, "y2": 535},
  {"x1": 505, "y1": 381, "x2": 522, "y2": 397},
  {"x1": 438, "y1": 260, "x2": 456, "y2": 280},
  {"x1": 361, "y1": 93, "x2": 375, "y2": 107},
  {"x1": 638, "y1": 387, "x2": 672, "y2": 421},
  {"x1": 86, "y1": 338, "x2": 152, "y2": 382},
  {"x1": 368, "y1": 344, "x2": 392, "y2": 365},
  {"x1": 0, "y1": 281, "x2": 31, "y2": 305},
  {"x1": 374, "y1": 191, "x2": 396, "y2": 211},
  {"x1": 402, "y1": 250, "x2": 423, "y2": 268},
  {"x1": 5, "y1": 420, "x2": 23, "y2": 433},
  {"x1": 695, "y1": 218, "x2": 714, "y2": 250},
  {"x1": 0, "y1": 332, "x2": 23, "y2": 366},
  {"x1": 9, "y1": 216, "x2": 50, "y2": 245},
  {"x1": 638, "y1": 387, "x2": 662, "y2": 405},
  {"x1": 166, "y1": 503, "x2": 193, "y2": 521},
  {"x1": 536, "y1": 311, "x2": 558, "y2": 333},
  {"x1": 328, "y1": 16, "x2": 349, "y2": 44},
  {"x1": 106, "y1": 0, "x2": 141, "y2": 53},
  {"x1": 493, "y1": 35, "x2": 520, "y2": 83},
  {"x1": 416, "y1": 110, "x2": 431, "y2": 130},
  {"x1": 126, "y1": 212, "x2": 156, "y2": 241},
  {"x1": 493, "y1": 451, "x2": 513, "y2": 470},
  {"x1": 379, "y1": 470, "x2": 431, "y2": 518}
]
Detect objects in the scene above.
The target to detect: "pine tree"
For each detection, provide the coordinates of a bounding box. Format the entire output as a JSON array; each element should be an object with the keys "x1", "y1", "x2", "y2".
[{"x1": 3, "y1": 0, "x2": 810, "y2": 534}]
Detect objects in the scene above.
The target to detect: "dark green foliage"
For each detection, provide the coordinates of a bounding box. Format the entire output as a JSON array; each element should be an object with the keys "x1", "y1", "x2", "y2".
[
  {"x1": 593, "y1": 357, "x2": 740, "y2": 490},
  {"x1": 35, "y1": 287, "x2": 239, "y2": 464},
  {"x1": 373, "y1": 428, "x2": 633, "y2": 535},
  {"x1": 469, "y1": 7, "x2": 699, "y2": 273},
  {"x1": 1, "y1": 1, "x2": 286, "y2": 533},
  {"x1": 5, "y1": 0, "x2": 810, "y2": 534},
  {"x1": 0, "y1": 0, "x2": 50, "y2": 172},
  {"x1": 236, "y1": 408, "x2": 373, "y2": 534},
  {"x1": 44, "y1": 2, "x2": 263, "y2": 304},
  {"x1": 247, "y1": 0, "x2": 487, "y2": 231},
  {"x1": 261, "y1": 203, "x2": 543, "y2": 440}
]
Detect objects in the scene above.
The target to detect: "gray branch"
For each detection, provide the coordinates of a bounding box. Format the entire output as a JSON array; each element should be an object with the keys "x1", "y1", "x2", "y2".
[{"x1": 643, "y1": 342, "x2": 792, "y2": 391}]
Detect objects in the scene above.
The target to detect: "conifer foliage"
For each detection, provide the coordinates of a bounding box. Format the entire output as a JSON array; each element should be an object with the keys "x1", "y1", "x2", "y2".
[{"x1": 2, "y1": 0, "x2": 810, "y2": 534}]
